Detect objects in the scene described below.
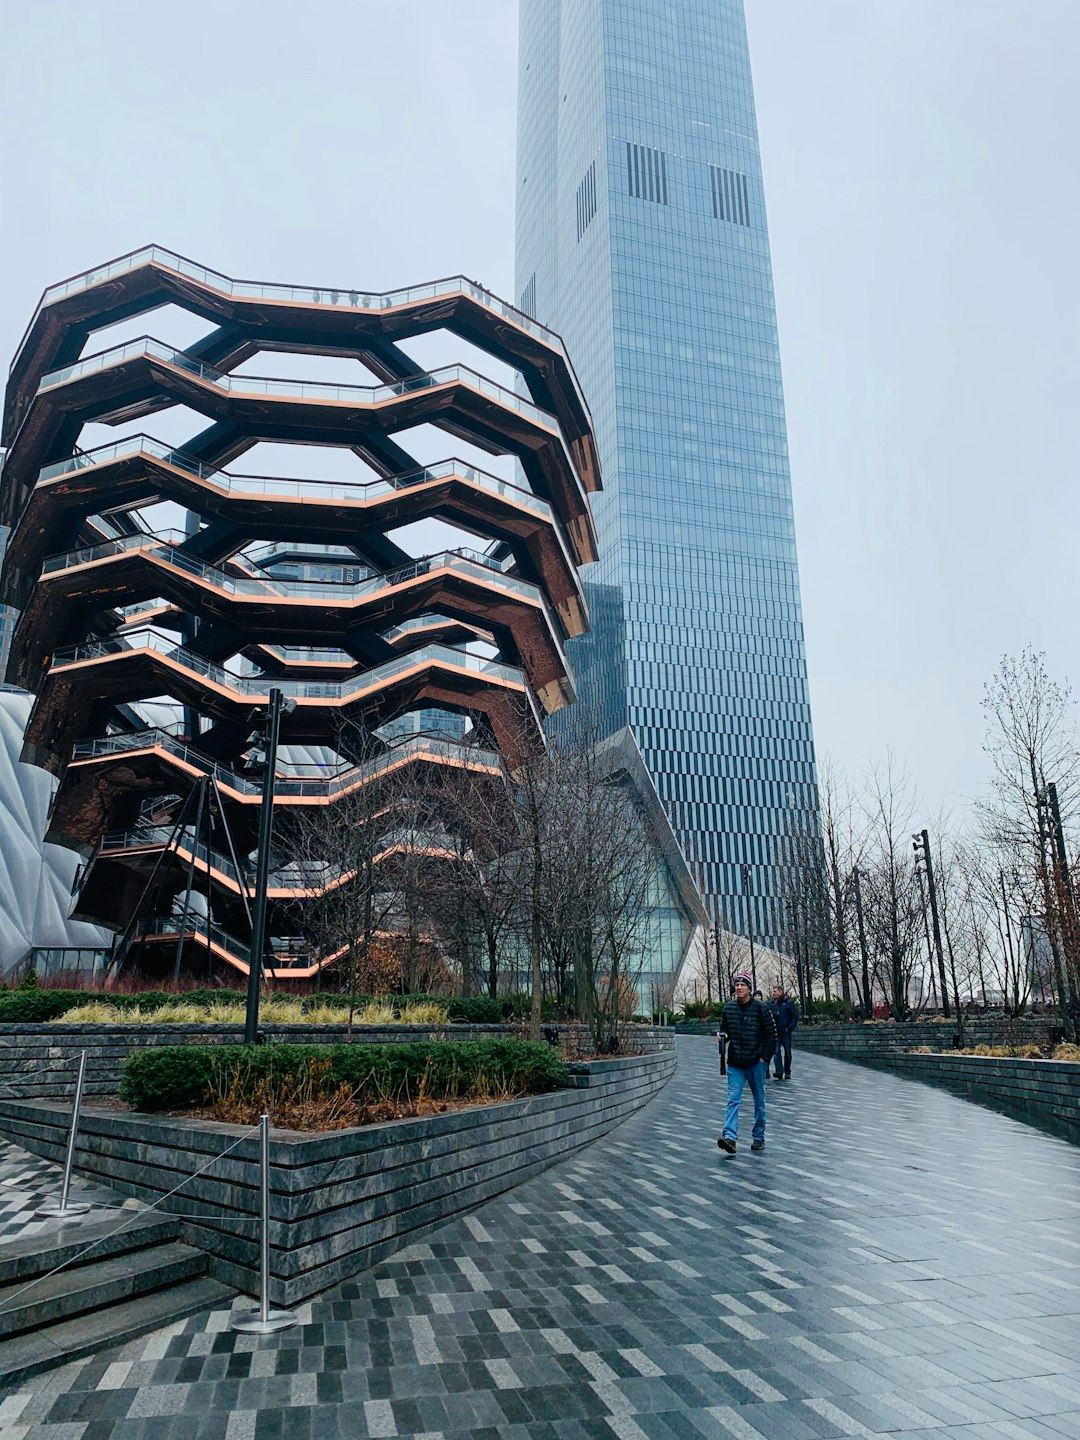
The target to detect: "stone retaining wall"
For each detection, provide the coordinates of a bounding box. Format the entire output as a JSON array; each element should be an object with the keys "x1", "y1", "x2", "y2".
[
  {"x1": 0, "y1": 1048, "x2": 676, "y2": 1304},
  {"x1": 0, "y1": 1023, "x2": 671, "y2": 1099},
  {"x1": 791, "y1": 1018, "x2": 1060, "y2": 1055}
]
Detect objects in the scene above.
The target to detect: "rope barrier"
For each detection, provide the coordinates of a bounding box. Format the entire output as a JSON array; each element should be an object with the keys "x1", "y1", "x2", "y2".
[{"x1": 0, "y1": 1122, "x2": 261, "y2": 1315}]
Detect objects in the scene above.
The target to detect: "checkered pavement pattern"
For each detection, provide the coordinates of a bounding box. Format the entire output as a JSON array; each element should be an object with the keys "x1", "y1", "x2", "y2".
[
  {"x1": 0, "y1": 1140, "x2": 140, "y2": 1247},
  {"x1": 2, "y1": 1040, "x2": 1079, "y2": 1440}
]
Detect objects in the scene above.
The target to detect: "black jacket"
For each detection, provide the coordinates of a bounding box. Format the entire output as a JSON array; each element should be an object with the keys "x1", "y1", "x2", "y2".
[
  {"x1": 719, "y1": 997, "x2": 776, "y2": 1069},
  {"x1": 769, "y1": 996, "x2": 799, "y2": 1036}
]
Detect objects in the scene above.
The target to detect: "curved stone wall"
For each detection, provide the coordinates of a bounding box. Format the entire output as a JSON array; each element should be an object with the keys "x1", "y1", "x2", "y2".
[{"x1": 0, "y1": 1047, "x2": 676, "y2": 1303}]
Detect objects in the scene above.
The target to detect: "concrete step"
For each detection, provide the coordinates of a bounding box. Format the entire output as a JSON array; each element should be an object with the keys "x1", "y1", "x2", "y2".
[
  {"x1": 0, "y1": 1240, "x2": 208, "y2": 1338},
  {"x1": 0, "y1": 1212, "x2": 181, "y2": 1287},
  {"x1": 0, "y1": 1274, "x2": 235, "y2": 1388}
]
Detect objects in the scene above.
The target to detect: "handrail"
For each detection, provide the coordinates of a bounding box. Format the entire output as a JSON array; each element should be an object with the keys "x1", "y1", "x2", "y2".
[
  {"x1": 18, "y1": 243, "x2": 570, "y2": 368},
  {"x1": 37, "y1": 337, "x2": 559, "y2": 435},
  {"x1": 41, "y1": 532, "x2": 545, "y2": 610},
  {"x1": 72, "y1": 728, "x2": 501, "y2": 798},
  {"x1": 51, "y1": 634, "x2": 529, "y2": 702},
  {"x1": 102, "y1": 823, "x2": 457, "y2": 893},
  {"x1": 35, "y1": 436, "x2": 554, "y2": 520}
]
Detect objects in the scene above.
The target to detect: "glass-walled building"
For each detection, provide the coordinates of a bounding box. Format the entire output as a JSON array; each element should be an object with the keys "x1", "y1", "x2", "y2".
[{"x1": 516, "y1": 0, "x2": 819, "y2": 945}]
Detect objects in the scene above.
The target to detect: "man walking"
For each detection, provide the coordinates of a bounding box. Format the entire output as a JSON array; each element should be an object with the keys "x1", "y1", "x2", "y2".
[
  {"x1": 769, "y1": 983, "x2": 799, "y2": 1079},
  {"x1": 717, "y1": 972, "x2": 776, "y2": 1154}
]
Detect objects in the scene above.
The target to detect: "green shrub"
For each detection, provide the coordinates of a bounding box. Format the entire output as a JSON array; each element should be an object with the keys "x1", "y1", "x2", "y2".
[
  {"x1": 120, "y1": 1038, "x2": 567, "y2": 1112},
  {"x1": 446, "y1": 996, "x2": 503, "y2": 1024},
  {"x1": 810, "y1": 997, "x2": 850, "y2": 1020},
  {"x1": 0, "y1": 990, "x2": 76, "y2": 1023},
  {"x1": 680, "y1": 1001, "x2": 710, "y2": 1021}
]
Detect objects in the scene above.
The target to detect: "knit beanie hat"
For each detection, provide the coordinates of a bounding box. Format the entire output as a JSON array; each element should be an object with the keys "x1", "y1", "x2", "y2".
[{"x1": 733, "y1": 971, "x2": 753, "y2": 988}]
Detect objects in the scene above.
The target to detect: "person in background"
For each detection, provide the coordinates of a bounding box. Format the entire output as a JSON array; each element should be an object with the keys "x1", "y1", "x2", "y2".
[
  {"x1": 716, "y1": 972, "x2": 776, "y2": 1155},
  {"x1": 769, "y1": 982, "x2": 799, "y2": 1079}
]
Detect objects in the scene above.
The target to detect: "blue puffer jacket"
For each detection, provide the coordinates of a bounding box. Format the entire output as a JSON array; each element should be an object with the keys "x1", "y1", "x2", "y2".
[{"x1": 769, "y1": 996, "x2": 799, "y2": 1036}]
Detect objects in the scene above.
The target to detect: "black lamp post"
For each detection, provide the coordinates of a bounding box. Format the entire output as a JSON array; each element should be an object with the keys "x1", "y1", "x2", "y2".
[
  {"x1": 741, "y1": 861, "x2": 756, "y2": 990},
  {"x1": 851, "y1": 866, "x2": 871, "y2": 1020},
  {"x1": 244, "y1": 689, "x2": 294, "y2": 1046},
  {"x1": 912, "y1": 829, "x2": 950, "y2": 1018}
]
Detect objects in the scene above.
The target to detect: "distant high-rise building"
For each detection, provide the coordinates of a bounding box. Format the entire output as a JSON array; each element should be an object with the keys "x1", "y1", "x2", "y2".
[{"x1": 517, "y1": 0, "x2": 819, "y2": 944}]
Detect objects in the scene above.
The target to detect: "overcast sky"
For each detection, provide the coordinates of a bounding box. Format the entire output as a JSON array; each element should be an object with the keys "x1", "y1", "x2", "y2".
[{"x1": 1, "y1": 0, "x2": 1077, "y2": 826}]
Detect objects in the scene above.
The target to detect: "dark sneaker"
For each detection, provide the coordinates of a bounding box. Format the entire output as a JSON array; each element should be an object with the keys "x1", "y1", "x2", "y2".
[
  {"x1": 784, "y1": 1073, "x2": 791, "y2": 1080},
  {"x1": 771, "y1": 1072, "x2": 783, "y2": 1080},
  {"x1": 751, "y1": 1139, "x2": 765, "y2": 1152},
  {"x1": 716, "y1": 1136, "x2": 736, "y2": 1154}
]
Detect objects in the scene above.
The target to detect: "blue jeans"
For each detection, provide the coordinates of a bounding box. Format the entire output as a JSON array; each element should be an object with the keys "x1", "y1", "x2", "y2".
[
  {"x1": 774, "y1": 1032, "x2": 792, "y2": 1077},
  {"x1": 723, "y1": 1061, "x2": 766, "y2": 1143}
]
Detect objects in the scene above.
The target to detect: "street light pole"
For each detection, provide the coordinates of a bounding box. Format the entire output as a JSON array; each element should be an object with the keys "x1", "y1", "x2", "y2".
[
  {"x1": 851, "y1": 866, "x2": 872, "y2": 1020},
  {"x1": 741, "y1": 862, "x2": 756, "y2": 990},
  {"x1": 1041, "y1": 783, "x2": 1076, "y2": 1041},
  {"x1": 245, "y1": 688, "x2": 284, "y2": 1046},
  {"x1": 913, "y1": 830, "x2": 950, "y2": 1018}
]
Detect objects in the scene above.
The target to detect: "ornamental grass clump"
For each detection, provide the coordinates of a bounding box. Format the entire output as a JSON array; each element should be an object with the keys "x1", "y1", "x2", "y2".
[
  {"x1": 398, "y1": 1002, "x2": 448, "y2": 1025},
  {"x1": 354, "y1": 1002, "x2": 397, "y2": 1025},
  {"x1": 119, "y1": 1038, "x2": 566, "y2": 1129}
]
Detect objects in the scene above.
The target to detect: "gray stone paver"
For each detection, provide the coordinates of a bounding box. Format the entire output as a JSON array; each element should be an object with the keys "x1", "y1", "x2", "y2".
[{"x1": 2, "y1": 1039, "x2": 1079, "y2": 1439}]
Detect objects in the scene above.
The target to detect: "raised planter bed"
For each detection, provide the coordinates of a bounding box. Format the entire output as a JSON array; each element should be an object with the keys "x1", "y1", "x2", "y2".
[
  {"x1": 791, "y1": 1018, "x2": 1061, "y2": 1053},
  {"x1": 0, "y1": 1022, "x2": 673, "y2": 1100},
  {"x1": 0, "y1": 1047, "x2": 676, "y2": 1304}
]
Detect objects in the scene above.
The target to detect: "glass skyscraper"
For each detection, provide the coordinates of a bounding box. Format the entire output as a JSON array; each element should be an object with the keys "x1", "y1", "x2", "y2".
[{"x1": 516, "y1": 0, "x2": 818, "y2": 946}]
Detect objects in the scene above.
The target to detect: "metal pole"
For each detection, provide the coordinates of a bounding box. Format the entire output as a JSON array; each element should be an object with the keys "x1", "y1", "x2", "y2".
[
  {"x1": 37, "y1": 1051, "x2": 91, "y2": 1217},
  {"x1": 1046, "y1": 782, "x2": 1077, "y2": 1035},
  {"x1": 259, "y1": 1113, "x2": 271, "y2": 1323},
  {"x1": 852, "y1": 867, "x2": 872, "y2": 1019},
  {"x1": 245, "y1": 690, "x2": 282, "y2": 1045},
  {"x1": 918, "y1": 831, "x2": 951, "y2": 1018},
  {"x1": 175, "y1": 777, "x2": 207, "y2": 981},
  {"x1": 230, "y1": 1114, "x2": 298, "y2": 1333},
  {"x1": 742, "y1": 862, "x2": 756, "y2": 990}
]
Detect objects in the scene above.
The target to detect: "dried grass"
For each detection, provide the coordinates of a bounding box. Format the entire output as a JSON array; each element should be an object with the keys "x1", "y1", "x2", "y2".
[
  {"x1": 52, "y1": 996, "x2": 449, "y2": 1028},
  {"x1": 200, "y1": 1054, "x2": 518, "y2": 1131},
  {"x1": 399, "y1": 1002, "x2": 449, "y2": 1025},
  {"x1": 354, "y1": 1002, "x2": 396, "y2": 1025},
  {"x1": 1052, "y1": 1042, "x2": 1080, "y2": 1062},
  {"x1": 56, "y1": 1002, "x2": 127, "y2": 1024}
]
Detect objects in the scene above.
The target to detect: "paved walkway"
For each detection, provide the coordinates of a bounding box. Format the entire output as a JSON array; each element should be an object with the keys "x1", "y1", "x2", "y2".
[{"x1": 2, "y1": 1039, "x2": 1079, "y2": 1440}]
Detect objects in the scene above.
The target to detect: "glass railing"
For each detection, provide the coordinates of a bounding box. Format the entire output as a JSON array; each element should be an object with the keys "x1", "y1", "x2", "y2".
[
  {"x1": 40, "y1": 531, "x2": 556, "y2": 628},
  {"x1": 52, "y1": 633, "x2": 529, "y2": 702},
  {"x1": 27, "y1": 243, "x2": 569, "y2": 361},
  {"x1": 249, "y1": 644, "x2": 353, "y2": 666},
  {"x1": 36, "y1": 338, "x2": 559, "y2": 434},
  {"x1": 73, "y1": 728, "x2": 500, "y2": 799},
  {"x1": 35, "y1": 436, "x2": 554, "y2": 520}
]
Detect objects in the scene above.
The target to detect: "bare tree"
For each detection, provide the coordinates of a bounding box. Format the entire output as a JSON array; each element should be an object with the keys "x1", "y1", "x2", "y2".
[
  {"x1": 428, "y1": 755, "x2": 519, "y2": 1000},
  {"x1": 981, "y1": 648, "x2": 1077, "y2": 1036},
  {"x1": 860, "y1": 755, "x2": 925, "y2": 1019},
  {"x1": 819, "y1": 757, "x2": 865, "y2": 1015},
  {"x1": 276, "y1": 735, "x2": 421, "y2": 1026}
]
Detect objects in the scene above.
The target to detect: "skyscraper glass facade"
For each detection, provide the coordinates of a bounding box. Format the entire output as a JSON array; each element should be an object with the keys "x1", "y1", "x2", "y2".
[{"x1": 516, "y1": 0, "x2": 818, "y2": 946}]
